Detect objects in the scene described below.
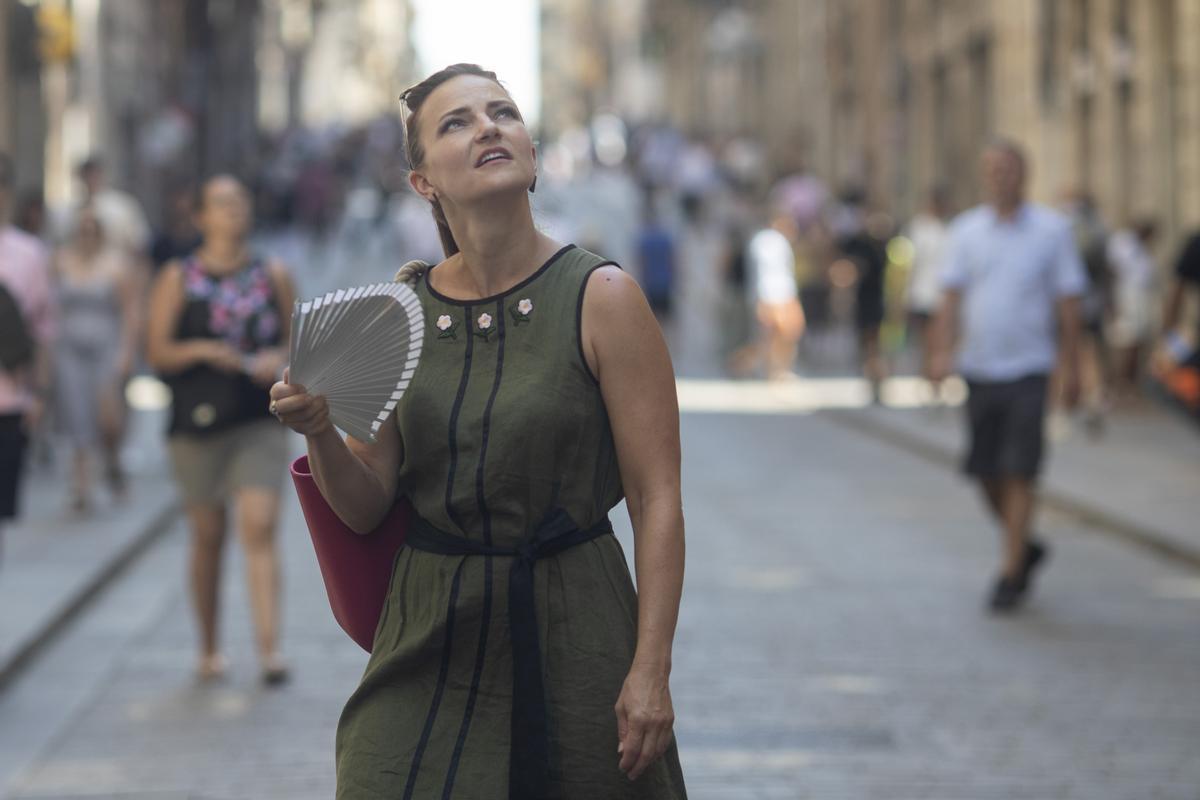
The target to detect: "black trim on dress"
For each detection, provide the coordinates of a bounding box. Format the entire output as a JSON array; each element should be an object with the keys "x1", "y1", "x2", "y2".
[
  {"x1": 425, "y1": 244, "x2": 577, "y2": 306},
  {"x1": 402, "y1": 558, "x2": 467, "y2": 800},
  {"x1": 444, "y1": 304, "x2": 475, "y2": 529},
  {"x1": 441, "y1": 299, "x2": 506, "y2": 797},
  {"x1": 575, "y1": 260, "x2": 620, "y2": 385}
]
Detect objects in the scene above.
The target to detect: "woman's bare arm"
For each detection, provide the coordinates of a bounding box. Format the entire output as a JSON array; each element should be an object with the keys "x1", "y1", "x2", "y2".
[
  {"x1": 116, "y1": 256, "x2": 142, "y2": 376},
  {"x1": 582, "y1": 265, "x2": 684, "y2": 781},
  {"x1": 271, "y1": 373, "x2": 403, "y2": 535}
]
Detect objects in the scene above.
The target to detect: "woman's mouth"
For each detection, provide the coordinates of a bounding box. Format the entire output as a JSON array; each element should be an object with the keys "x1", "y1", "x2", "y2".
[{"x1": 475, "y1": 148, "x2": 513, "y2": 167}]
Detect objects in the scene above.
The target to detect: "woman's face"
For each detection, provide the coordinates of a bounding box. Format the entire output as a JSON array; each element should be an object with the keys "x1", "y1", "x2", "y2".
[
  {"x1": 197, "y1": 176, "x2": 252, "y2": 240},
  {"x1": 409, "y1": 75, "x2": 535, "y2": 208},
  {"x1": 75, "y1": 212, "x2": 103, "y2": 248}
]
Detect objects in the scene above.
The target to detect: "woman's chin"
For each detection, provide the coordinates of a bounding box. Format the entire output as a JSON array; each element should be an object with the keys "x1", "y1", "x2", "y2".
[{"x1": 463, "y1": 177, "x2": 532, "y2": 204}]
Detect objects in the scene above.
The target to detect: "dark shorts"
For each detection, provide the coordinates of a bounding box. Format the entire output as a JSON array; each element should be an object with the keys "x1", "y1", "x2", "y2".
[
  {"x1": 963, "y1": 374, "x2": 1048, "y2": 480},
  {"x1": 0, "y1": 414, "x2": 29, "y2": 520}
]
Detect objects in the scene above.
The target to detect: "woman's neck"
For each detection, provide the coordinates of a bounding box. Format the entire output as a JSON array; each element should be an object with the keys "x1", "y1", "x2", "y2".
[
  {"x1": 440, "y1": 198, "x2": 556, "y2": 298},
  {"x1": 197, "y1": 238, "x2": 248, "y2": 274},
  {"x1": 74, "y1": 241, "x2": 103, "y2": 260}
]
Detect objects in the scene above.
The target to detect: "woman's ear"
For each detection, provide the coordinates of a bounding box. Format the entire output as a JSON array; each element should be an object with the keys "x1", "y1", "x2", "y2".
[{"x1": 409, "y1": 170, "x2": 436, "y2": 203}]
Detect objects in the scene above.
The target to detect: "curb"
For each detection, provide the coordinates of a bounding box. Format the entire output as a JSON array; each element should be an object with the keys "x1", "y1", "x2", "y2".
[
  {"x1": 0, "y1": 500, "x2": 181, "y2": 693},
  {"x1": 823, "y1": 409, "x2": 1200, "y2": 572}
]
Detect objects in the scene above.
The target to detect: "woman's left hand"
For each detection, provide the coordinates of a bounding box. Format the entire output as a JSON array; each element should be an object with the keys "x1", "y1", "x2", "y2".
[{"x1": 615, "y1": 662, "x2": 675, "y2": 781}]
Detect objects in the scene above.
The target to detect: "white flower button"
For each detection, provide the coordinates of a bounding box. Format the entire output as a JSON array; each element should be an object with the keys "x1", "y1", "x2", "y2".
[
  {"x1": 477, "y1": 312, "x2": 493, "y2": 330},
  {"x1": 436, "y1": 314, "x2": 453, "y2": 331},
  {"x1": 517, "y1": 298, "x2": 533, "y2": 315}
]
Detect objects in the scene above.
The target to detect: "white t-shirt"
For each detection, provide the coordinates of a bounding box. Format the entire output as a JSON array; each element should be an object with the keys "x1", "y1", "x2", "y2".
[
  {"x1": 57, "y1": 189, "x2": 150, "y2": 254},
  {"x1": 905, "y1": 212, "x2": 948, "y2": 313},
  {"x1": 1106, "y1": 229, "x2": 1154, "y2": 290},
  {"x1": 748, "y1": 228, "x2": 797, "y2": 305}
]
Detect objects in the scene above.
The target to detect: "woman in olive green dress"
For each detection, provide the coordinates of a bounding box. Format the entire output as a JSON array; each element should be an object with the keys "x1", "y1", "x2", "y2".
[{"x1": 271, "y1": 64, "x2": 687, "y2": 799}]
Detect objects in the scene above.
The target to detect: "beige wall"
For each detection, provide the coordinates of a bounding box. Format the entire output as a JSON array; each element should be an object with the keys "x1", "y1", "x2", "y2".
[{"x1": 634, "y1": 0, "x2": 1200, "y2": 260}]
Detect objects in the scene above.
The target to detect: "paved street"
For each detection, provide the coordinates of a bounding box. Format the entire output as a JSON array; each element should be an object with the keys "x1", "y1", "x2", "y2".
[{"x1": 1, "y1": 399, "x2": 1197, "y2": 799}]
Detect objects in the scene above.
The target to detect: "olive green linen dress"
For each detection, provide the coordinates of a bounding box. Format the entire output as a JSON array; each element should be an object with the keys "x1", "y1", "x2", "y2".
[{"x1": 335, "y1": 245, "x2": 688, "y2": 800}]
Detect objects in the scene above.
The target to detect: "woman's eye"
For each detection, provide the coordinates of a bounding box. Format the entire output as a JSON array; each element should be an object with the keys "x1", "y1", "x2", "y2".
[
  {"x1": 496, "y1": 107, "x2": 518, "y2": 120},
  {"x1": 441, "y1": 119, "x2": 465, "y2": 133}
]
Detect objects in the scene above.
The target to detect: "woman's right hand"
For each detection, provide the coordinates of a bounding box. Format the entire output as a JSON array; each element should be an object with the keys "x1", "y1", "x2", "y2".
[{"x1": 270, "y1": 368, "x2": 332, "y2": 437}]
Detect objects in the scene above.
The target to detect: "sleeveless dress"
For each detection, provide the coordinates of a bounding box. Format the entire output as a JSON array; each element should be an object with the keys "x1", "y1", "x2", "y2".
[
  {"x1": 335, "y1": 245, "x2": 688, "y2": 800},
  {"x1": 166, "y1": 255, "x2": 281, "y2": 436},
  {"x1": 55, "y1": 252, "x2": 124, "y2": 448}
]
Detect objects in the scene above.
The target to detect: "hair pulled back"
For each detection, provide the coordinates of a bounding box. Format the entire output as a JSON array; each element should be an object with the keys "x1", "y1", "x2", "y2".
[{"x1": 401, "y1": 63, "x2": 506, "y2": 258}]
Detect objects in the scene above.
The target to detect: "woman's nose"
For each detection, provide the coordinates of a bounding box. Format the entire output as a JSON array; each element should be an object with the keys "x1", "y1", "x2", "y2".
[{"x1": 475, "y1": 113, "x2": 500, "y2": 140}]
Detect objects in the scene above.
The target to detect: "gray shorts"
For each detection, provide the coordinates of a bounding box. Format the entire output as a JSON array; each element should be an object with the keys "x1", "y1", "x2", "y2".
[
  {"x1": 168, "y1": 419, "x2": 289, "y2": 507},
  {"x1": 963, "y1": 374, "x2": 1049, "y2": 480}
]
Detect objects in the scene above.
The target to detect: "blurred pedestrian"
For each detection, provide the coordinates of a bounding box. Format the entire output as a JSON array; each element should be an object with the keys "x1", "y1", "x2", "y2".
[
  {"x1": 635, "y1": 195, "x2": 677, "y2": 321},
  {"x1": 1155, "y1": 227, "x2": 1200, "y2": 415},
  {"x1": 676, "y1": 137, "x2": 718, "y2": 224},
  {"x1": 718, "y1": 217, "x2": 753, "y2": 358},
  {"x1": 729, "y1": 207, "x2": 806, "y2": 380},
  {"x1": 1162, "y1": 228, "x2": 1200, "y2": 341},
  {"x1": 272, "y1": 64, "x2": 688, "y2": 797},
  {"x1": 53, "y1": 208, "x2": 140, "y2": 512},
  {"x1": 150, "y1": 181, "x2": 202, "y2": 273},
  {"x1": 146, "y1": 175, "x2": 295, "y2": 684},
  {"x1": 0, "y1": 153, "x2": 55, "y2": 563},
  {"x1": 14, "y1": 188, "x2": 47, "y2": 240},
  {"x1": 771, "y1": 158, "x2": 829, "y2": 235},
  {"x1": 14, "y1": 187, "x2": 58, "y2": 471},
  {"x1": 1105, "y1": 219, "x2": 1158, "y2": 404},
  {"x1": 905, "y1": 186, "x2": 951, "y2": 396},
  {"x1": 836, "y1": 188, "x2": 889, "y2": 402},
  {"x1": 69, "y1": 156, "x2": 151, "y2": 259},
  {"x1": 1064, "y1": 191, "x2": 1112, "y2": 432},
  {"x1": 930, "y1": 140, "x2": 1086, "y2": 613}
]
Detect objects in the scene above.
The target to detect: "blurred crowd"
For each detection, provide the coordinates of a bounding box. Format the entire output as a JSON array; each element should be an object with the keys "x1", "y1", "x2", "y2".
[
  {"x1": 611, "y1": 124, "x2": 1200, "y2": 423},
  {"x1": 3, "y1": 111, "x2": 1200, "y2": 528},
  {"x1": 4, "y1": 93, "x2": 1200, "y2": 676}
]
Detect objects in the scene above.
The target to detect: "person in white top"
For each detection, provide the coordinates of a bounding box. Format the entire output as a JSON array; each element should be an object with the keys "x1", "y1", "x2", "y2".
[
  {"x1": 73, "y1": 157, "x2": 151, "y2": 257},
  {"x1": 728, "y1": 208, "x2": 806, "y2": 380},
  {"x1": 1105, "y1": 219, "x2": 1158, "y2": 402},
  {"x1": 905, "y1": 186, "x2": 951, "y2": 391}
]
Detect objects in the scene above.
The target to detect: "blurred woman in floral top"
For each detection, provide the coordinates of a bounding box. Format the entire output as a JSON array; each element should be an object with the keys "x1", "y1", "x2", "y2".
[{"x1": 146, "y1": 175, "x2": 297, "y2": 685}]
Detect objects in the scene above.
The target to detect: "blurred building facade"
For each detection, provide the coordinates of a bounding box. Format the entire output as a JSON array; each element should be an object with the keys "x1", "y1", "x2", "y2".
[
  {"x1": 258, "y1": 0, "x2": 417, "y2": 135},
  {"x1": 540, "y1": 0, "x2": 662, "y2": 141},
  {"x1": 1, "y1": 0, "x2": 417, "y2": 229},
  {"x1": 614, "y1": 0, "x2": 1200, "y2": 253},
  {"x1": 808, "y1": 0, "x2": 1200, "y2": 246},
  {"x1": 0, "y1": 1, "x2": 47, "y2": 194},
  {"x1": 0, "y1": 0, "x2": 264, "y2": 223}
]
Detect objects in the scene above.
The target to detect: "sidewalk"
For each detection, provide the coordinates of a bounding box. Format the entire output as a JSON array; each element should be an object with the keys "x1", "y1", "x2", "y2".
[
  {"x1": 0, "y1": 408, "x2": 179, "y2": 690},
  {"x1": 828, "y1": 400, "x2": 1200, "y2": 567}
]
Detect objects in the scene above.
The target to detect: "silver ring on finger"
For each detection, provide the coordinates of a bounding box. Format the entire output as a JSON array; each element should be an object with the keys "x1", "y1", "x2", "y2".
[{"x1": 269, "y1": 401, "x2": 279, "y2": 417}]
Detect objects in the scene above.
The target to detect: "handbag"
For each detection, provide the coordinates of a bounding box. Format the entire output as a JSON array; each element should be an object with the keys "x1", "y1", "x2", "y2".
[
  {"x1": 165, "y1": 365, "x2": 252, "y2": 434},
  {"x1": 289, "y1": 454, "x2": 410, "y2": 652}
]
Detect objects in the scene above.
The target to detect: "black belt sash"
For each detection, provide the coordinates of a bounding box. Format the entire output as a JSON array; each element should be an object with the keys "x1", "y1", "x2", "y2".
[{"x1": 406, "y1": 509, "x2": 614, "y2": 800}]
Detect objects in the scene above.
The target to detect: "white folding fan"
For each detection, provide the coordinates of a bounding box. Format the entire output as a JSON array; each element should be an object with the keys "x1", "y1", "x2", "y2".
[{"x1": 288, "y1": 280, "x2": 424, "y2": 443}]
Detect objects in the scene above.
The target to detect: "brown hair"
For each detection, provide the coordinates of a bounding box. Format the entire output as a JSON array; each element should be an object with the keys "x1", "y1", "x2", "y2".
[{"x1": 400, "y1": 63, "x2": 507, "y2": 258}]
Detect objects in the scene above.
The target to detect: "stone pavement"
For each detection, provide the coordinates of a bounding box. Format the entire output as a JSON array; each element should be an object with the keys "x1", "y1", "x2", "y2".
[
  {"x1": 1, "y1": 406, "x2": 1197, "y2": 799},
  {"x1": 830, "y1": 399, "x2": 1200, "y2": 566},
  {"x1": 0, "y1": 407, "x2": 178, "y2": 691}
]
